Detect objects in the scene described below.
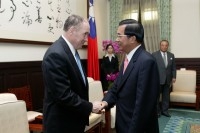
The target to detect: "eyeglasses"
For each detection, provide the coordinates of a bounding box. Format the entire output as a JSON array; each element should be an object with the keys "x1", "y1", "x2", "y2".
[{"x1": 117, "y1": 34, "x2": 127, "y2": 38}]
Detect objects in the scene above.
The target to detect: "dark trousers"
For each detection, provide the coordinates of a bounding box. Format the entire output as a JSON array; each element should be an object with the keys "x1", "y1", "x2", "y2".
[{"x1": 157, "y1": 83, "x2": 170, "y2": 113}]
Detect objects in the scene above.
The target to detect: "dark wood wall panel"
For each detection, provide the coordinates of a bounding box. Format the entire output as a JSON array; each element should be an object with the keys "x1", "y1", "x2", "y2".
[
  {"x1": 0, "y1": 61, "x2": 44, "y2": 111},
  {"x1": 0, "y1": 58, "x2": 199, "y2": 111},
  {"x1": 29, "y1": 71, "x2": 44, "y2": 111},
  {"x1": 6, "y1": 72, "x2": 28, "y2": 88},
  {"x1": 0, "y1": 75, "x2": 4, "y2": 91}
]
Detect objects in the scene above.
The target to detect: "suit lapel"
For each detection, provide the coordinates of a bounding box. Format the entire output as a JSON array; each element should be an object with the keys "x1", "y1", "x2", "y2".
[
  {"x1": 117, "y1": 47, "x2": 143, "y2": 90},
  {"x1": 158, "y1": 52, "x2": 166, "y2": 68},
  {"x1": 166, "y1": 52, "x2": 170, "y2": 67},
  {"x1": 60, "y1": 37, "x2": 87, "y2": 87}
]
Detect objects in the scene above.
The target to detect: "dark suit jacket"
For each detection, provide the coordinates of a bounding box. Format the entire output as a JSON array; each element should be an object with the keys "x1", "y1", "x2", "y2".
[
  {"x1": 101, "y1": 55, "x2": 119, "y2": 91},
  {"x1": 42, "y1": 36, "x2": 92, "y2": 133},
  {"x1": 152, "y1": 51, "x2": 176, "y2": 85},
  {"x1": 103, "y1": 46, "x2": 160, "y2": 133},
  {"x1": 101, "y1": 55, "x2": 119, "y2": 74}
]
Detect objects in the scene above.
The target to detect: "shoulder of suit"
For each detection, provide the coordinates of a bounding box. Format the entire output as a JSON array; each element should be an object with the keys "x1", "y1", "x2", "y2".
[
  {"x1": 103, "y1": 55, "x2": 108, "y2": 58},
  {"x1": 167, "y1": 51, "x2": 175, "y2": 56},
  {"x1": 152, "y1": 51, "x2": 159, "y2": 55},
  {"x1": 113, "y1": 54, "x2": 118, "y2": 58}
]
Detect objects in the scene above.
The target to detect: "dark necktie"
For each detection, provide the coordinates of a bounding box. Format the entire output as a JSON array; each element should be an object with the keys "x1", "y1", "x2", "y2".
[{"x1": 75, "y1": 51, "x2": 86, "y2": 84}]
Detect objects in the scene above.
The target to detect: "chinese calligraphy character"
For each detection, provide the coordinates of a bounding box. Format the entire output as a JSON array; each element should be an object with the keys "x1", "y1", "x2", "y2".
[
  {"x1": 48, "y1": 0, "x2": 53, "y2": 11},
  {"x1": 57, "y1": 3, "x2": 61, "y2": 13},
  {"x1": 22, "y1": 11, "x2": 32, "y2": 26},
  {"x1": 9, "y1": 0, "x2": 17, "y2": 21},
  {"x1": 22, "y1": 0, "x2": 32, "y2": 7},
  {"x1": 48, "y1": 23, "x2": 54, "y2": 34},
  {"x1": 37, "y1": 0, "x2": 40, "y2": 4},
  {"x1": 65, "y1": 0, "x2": 71, "y2": 14},
  {"x1": 47, "y1": 15, "x2": 54, "y2": 20},
  {"x1": 0, "y1": 0, "x2": 5, "y2": 13},
  {"x1": 35, "y1": 6, "x2": 42, "y2": 23},
  {"x1": 56, "y1": 15, "x2": 63, "y2": 28}
]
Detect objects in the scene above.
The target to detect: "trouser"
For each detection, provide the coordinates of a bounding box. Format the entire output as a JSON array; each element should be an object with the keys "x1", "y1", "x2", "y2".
[{"x1": 157, "y1": 83, "x2": 170, "y2": 113}]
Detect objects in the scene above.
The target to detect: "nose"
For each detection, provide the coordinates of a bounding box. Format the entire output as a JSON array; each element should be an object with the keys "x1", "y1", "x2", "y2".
[{"x1": 84, "y1": 35, "x2": 88, "y2": 42}]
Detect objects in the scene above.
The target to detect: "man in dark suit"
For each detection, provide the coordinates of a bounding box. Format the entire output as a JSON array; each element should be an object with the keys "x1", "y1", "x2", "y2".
[
  {"x1": 42, "y1": 14, "x2": 101, "y2": 133},
  {"x1": 100, "y1": 19, "x2": 160, "y2": 133},
  {"x1": 152, "y1": 40, "x2": 176, "y2": 117}
]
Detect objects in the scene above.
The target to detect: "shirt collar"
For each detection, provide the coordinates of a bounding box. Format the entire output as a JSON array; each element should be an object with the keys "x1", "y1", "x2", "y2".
[
  {"x1": 160, "y1": 51, "x2": 167, "y2": 56},
  {"x1": 126, "y1": 45, "x2": 141, "y2": 62},
  {"x1": 62, "y1": 35, "x2": 76, "y2": 56},
  {"x1": 105, "y1": 54, "x2": 115, "y2": 58}
]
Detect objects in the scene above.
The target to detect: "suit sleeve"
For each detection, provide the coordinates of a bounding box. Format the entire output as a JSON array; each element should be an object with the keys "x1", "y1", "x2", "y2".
[
  {"x1": 102, "y1": 75, "x2": 119, "y2": 108},
  {"x1": 101, "y1": 56, "x2": 107, "y2": 74},
  {"x1": 171, "y1": 54, "x2": 176, "y2": 79}
]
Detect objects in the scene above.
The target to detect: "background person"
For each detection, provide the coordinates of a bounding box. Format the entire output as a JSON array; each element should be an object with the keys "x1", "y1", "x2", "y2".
[
  {"x1": 152, "y1": 40, "x2": 176, "y2": 117},
  {"x1": 100, "y1": 19, "x2": 160, "y2": 133},
  {"x1": 42, "y1": 14, "x2": 101, "y2": 133},
  {"x1": 101, "y1": 44, "x2": 119, "y2": 91}
]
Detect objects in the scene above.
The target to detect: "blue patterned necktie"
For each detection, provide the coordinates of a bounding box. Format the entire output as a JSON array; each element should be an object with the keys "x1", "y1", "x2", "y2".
[{"x1": 75, "y1": 51, "x2": 86, "y2": 85}]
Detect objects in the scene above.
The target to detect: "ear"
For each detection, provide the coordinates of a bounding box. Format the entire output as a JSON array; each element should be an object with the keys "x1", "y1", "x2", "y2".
[
  {"x1": 129, "y1": 36, "x2": 136, "y2": 43},
  {"x1": 69, "y1": 26, "x2": 75, "y2": 34}
]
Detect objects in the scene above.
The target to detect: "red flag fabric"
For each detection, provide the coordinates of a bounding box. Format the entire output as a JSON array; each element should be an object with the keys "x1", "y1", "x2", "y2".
[{"x1": 87, "y1": 0, "x2": 100, "y2": 80}]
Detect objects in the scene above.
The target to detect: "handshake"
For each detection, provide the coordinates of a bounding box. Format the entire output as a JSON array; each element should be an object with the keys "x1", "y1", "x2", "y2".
[{"x1": 92, "y1": 101, "x2": 108, "y2": 113}]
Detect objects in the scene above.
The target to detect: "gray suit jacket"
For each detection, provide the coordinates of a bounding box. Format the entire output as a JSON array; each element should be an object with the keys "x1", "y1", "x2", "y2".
[{"x1": 152, "y1": 51, "x2": 176, "y2": 85}]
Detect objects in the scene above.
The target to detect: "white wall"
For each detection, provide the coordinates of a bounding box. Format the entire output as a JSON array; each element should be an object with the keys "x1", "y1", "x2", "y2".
[
  {"x1": 2, "y1": 0, "x2": 198, "y2": 62},
  {"x1": 0, "y1": 0, "x2": 109, "y2": 62},
  {"x1": 94, "y1": 0, "x2": 110, "y2": 59},
  {"x1": 0, "y1": 43, "x2": 48, "y2": 62},
  {"x1": 171, "y1": 0, "x2": 200, "y2": 58}
]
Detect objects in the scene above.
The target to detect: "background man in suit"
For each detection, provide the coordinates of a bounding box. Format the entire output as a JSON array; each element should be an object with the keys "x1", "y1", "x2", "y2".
[
  {"x1": 100, "y1": 19, "x2": 160, "y2": 133},
  {"x1": 152, "y1": 40, "x2": 176, "y2": 117},
  {"x1": 42, "y1": 14, "x2": 101, "y2": 133}
]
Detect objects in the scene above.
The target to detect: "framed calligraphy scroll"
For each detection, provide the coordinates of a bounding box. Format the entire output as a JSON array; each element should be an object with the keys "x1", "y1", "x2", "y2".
[{"x1": 0, "y1": 0, "x2": 87, "y2": 45}]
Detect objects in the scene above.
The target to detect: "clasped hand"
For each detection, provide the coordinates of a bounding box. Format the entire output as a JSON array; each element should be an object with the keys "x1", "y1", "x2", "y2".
[{"x1": 92, "y1": 101, "x2": 107, "y2": 113}]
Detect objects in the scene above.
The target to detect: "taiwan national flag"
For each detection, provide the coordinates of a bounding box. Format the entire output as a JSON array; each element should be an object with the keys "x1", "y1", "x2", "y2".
[{"x1": 87, "y1": 0, "x2": 100, "y2": 80}]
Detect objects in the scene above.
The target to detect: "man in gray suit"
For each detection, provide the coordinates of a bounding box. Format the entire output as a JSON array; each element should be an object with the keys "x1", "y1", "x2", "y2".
[{"x1": 152, "y1": 40, "x2": 176, "y2": 117}]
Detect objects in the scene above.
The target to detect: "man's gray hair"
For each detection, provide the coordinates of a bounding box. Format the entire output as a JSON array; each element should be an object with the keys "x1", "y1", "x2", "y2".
[{"x1": 63, "y1": 14, "x2": 85, "y2": 31}]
